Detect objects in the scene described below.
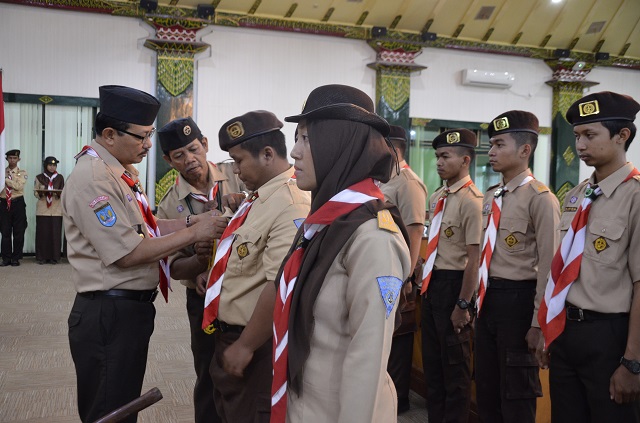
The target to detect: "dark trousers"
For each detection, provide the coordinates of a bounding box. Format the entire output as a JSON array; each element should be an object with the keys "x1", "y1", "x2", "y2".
[
  {"x1": 421, "y1": 272, "x2": 472, "y2": 423},
  {"x1": 549, "y1": 314, "x2": 640, "y2": 423},
  {"x1": 475, "y1": 280, "x2": 542, "y2": 423},
  {"x1": 186, "y1": 287, "x2": 221, "y2": 423},
  {"x1": 35, "y1": 215, "x2": 62, "y2": 262},
  {"x1": 209, "y1": 331, "x2": 272, "y2": 423},
  {"x1": 388, "y1": 332, "x2": 415, "y2": 411},
  {"x1": 68, "y1": 294, "x2": 155, "y2": 423},
  {"x1": 0, "y1": 196, "x2": 27, "y2": 262}
]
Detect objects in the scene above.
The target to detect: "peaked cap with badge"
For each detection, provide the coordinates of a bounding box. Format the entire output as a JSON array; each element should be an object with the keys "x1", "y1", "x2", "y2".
[
  {"x1": 158, "y1": 117, "x2": 203, "y2": 154},
  {"x1": 284, "y1": 84, "x2": 390, "y2": 136},
  {"x1": 219, "y1": 110, "x2": 284, "y2": 152},
  {"x1": 99, "y1": 85, "x2": 161, "y2": 126},
  {"x1": 5, "y1": 149, "x2": 20, "y2": 158},
  {"x1": 488, "y1": 110, "x2": 539, "y2": 138},
  {"x1": 43, "y1": 156, "x2": 59, "y2": 165},
  {"x1": 566, "y1": 91, "x2": 640, "y2": 126},
  {"x1": 432, "y1": 128, "x2": 477, "y2": 149}
]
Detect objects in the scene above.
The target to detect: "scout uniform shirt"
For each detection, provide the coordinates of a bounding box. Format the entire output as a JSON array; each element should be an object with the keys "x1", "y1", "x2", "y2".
[
  {"x1": 218, "y1": 167, "x2": 310, "y2": 326},
  {"x1": 2, "y1": 166, "x2": 28, "y2": 199},
  {"x1": 562, "y1": 162, "x2": 640, "y2": 313},
  {"x1": 62, "y1": 141, "x2": 157, "y2": 293},
  {"x1": 156, "y1": 162, "x2": 243, "y2": 289},
  {"x1": 481, "y1": 169, "x2": 560, "y2": 325},
  {"x1": 34, "y1": 174, "x2": 64, "y2": 217},
  {"x1": 287, "y1": 218, "x2": 411, "y2": 423},
  {"x1": 430, "y1": 175, "x2": 483, "y2": 270},
  {"x1": 380, "y1": 160, "x2": 428, "y2": 228}
]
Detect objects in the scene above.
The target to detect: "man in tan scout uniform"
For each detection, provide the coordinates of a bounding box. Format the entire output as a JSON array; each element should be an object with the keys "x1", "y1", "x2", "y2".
[
  {"x1": 536, "y1": 92, "x2": 640, "y2": 421},
  {"x1": 380, "y1": 124, "x2": 427, "y2": 413},
  {"x1": 474, "y1": 110, "x2": 559, "y2": 423},
  {"x1": 420, "y1": 128, "x2": 482, "y2": 423},
  {"x1": 156, "y1": 117, "x2": 243, "y2": 423},
  {"x1": 63, "y1": 85, "x2": 225, "y2": 423},
  {"x1": 198, "y1": 110, "x2": 310, "y2": 422},
  {"x1": 1, "y1": 149, "x2": 28, "y2": 266}
]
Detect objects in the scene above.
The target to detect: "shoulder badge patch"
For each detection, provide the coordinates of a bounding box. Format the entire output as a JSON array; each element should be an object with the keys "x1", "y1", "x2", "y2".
[
  {"x1": 377, "y1": 209, "x2": 399, "y2": 233},
  {"x1": 94, "y1": 203, "x2": 117, "y2": 227},
  {"x1": 377, "y1": 276, "x2": 403, "y2": 319},
  {"x1": 89, "y1": 195, "x2": 109, "y2": 208}
]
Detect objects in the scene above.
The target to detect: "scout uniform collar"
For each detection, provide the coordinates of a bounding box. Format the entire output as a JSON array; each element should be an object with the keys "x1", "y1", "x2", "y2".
[
  {"x1": 589, "y1": 162, "x2": 637, "y2": 198},
  {"x1": 445, "y1": 175, "x2": 472, "y2": 194},
  {"x1": 89, "y1": 140, "x2": 134, "y2": 181},
  {"x1": 175, "y1": 161, "x2": 227, "y2": 201},
  {"x1": 503, "y1": 168, "x2": 533, "y2": 193},
  {"x1": 251, "y1": 166, "x2": 295, "y2": 204}
]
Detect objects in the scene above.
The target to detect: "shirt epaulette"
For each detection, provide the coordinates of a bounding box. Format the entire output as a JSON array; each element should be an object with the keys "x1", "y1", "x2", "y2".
[
  {"x1": 529, "y1": 179, "x2": 550, "y2": 195},
  {"x1": 486, "y1": 183, "x2": 500, "y2": 193},
  {"x1": 468, "y1": 183, "x2": 483, "y2": 198}
]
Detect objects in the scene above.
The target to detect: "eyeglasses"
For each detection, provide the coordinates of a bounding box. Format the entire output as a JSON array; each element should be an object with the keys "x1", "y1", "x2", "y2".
[{"x1": 119, "y1": 127, "x2": 156, "y2": 142}]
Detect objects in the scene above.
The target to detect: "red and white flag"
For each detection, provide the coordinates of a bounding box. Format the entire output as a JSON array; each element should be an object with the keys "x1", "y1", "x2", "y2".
[{"x1": 0, "y1": 71, "x2": 6, "y2": 193}]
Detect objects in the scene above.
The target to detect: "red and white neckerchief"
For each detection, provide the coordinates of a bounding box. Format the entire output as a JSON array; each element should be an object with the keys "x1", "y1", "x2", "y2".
[
  {"x1": 202, "y1": 191, "x2": 259, "y2": 329},
  {"x1": 5, "y1": 169, "x2": 11, "y2": 210},
  {"x1": 44, "y1": 172, "x2": 58, "y2": 208},
  {"x1": 420, "y1": 180, "x2": 474, "y2": 295},
  {"x1": 402, "y1": 163, "x2": 410, "y2": 170},
  {"x1": 174, "y1": 164, "x2": 219, "y2": 204},
  {"x1": 270, "y1": 178, "x2": 384, "y2": 423},
  {"x1": 539, "y1": 168, "x2": 640, "y2": 347},
  {"x1": 75, "y1": 145, "x2": 171, "y2": 302},
  {"x1": 476, "y1": 175, "x2": 534, "y2": 315}
]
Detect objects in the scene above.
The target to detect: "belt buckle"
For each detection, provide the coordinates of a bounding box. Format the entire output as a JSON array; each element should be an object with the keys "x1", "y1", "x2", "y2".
[
  {"x1": 149, "y1": 290, "x2": 158, "y2": 303},
  {"x1": 567, "y1": 306, "x2": 584, "y2": 322}
]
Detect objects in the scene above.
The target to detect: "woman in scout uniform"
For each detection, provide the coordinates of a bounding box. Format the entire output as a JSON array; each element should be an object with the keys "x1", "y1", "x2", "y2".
[
  {"x1": 270, "y1": 84, "x2": 412, "y2": 423},
  {"x1": 34, "y1": 156, "x2": 64, "y2": 264},
  {"x1": 537, "y1": 91, "x2": 640, "y2": 421}
]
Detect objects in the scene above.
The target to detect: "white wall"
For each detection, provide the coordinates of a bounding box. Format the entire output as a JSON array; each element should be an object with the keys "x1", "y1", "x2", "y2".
[{"x1": 197, "y1": 26, "x2": 376, "y2": 162}]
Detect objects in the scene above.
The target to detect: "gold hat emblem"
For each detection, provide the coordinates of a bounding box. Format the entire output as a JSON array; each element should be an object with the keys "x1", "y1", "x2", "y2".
[
  {"x1": 593, "y1": 236, "x2": 608, "y2": 253},
  {"x1": 505, "y1": 233, "x2": 519, "y2": 248},
  {"x1": 493, "y1": 117, "x2": 510, "y2": 132},
  {"x1": 579, "y1": 100, "x2": 600, "y2": 117},
  {"x1": 183, "y1": 125, "x2": 192, "y2": 136},
  {"x1": 446, "y1": 132, "x2": 461, "y2": 144},
  {"x1": 237, "y1": 243, "x2": 249, "y2": 259},
  {"x1": 227, "y1": 122, "x2": 245, "y2": 140}
]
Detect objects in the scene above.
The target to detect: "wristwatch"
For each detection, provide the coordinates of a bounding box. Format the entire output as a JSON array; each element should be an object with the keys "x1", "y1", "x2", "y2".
[
  {"x1": 456, "y1": 298, "x2": 470, "y2": 310},
  {"x1": 620, "y1": 356, "x2": 640, "y2": 375}
]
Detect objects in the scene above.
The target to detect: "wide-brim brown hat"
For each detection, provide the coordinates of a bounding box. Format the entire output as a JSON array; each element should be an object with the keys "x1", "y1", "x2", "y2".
[{"x1": 285, "y1": 84, "x2": 390, "y2": 136}]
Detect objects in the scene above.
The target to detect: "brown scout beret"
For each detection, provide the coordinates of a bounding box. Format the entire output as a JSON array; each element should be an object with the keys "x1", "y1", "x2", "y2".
[
  {"x1": 566, "y1": 91, "x2": 640, "y2": 126},
  {"x1": 432, "y1": 128, "x2": 477, "y2": 149},
  {"x1": 388, "y1": 125, "x2": 407, "y2": 143},
  {"x1": 43, "y1": 156, "x2": 59, "y2": 165},
  {"x1": 158, "y1": 117, "x2": 203, "y2": 154},
  {"x1": 488, "y1": 110, "x2": 539, "y2": 138},
  {"x1": 219, "y1": 110, "x2": 283, "y2": 152},
  {"x1": 5, "y1": 149, "x2": 20, "y2": 158},
  {"x1": 99, "y1": 85, "x2": 161, "y2": 126},
  {"x1": 285, "y1": 84, "x2": 390, "y2": 136}
]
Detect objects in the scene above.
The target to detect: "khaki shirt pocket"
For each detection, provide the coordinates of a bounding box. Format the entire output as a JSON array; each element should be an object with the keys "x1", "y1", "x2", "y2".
[
  {"x1": 440, "y1": 219, "x2": 463, "y2": 244},
  {"x1": 584, "y1": 218, "x2": 625, "y2": 265},
  {"x1": 498, "y1": 217, "x2": 528, "y2": 253},
  {"x1": 231, "y1": 225, "x2": 263, "y2": 276}
]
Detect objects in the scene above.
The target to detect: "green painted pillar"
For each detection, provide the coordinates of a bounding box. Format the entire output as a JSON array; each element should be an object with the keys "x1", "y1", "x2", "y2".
[
  {"x1": 144, "y1": 18, "x2": 210, "y2": 205},
  {"x1": 545, "y1": 60, "x2": 599, "y2": 204}
]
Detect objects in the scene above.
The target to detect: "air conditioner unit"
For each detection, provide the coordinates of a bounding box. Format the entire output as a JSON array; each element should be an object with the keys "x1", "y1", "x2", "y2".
[{"x1": 461, "y1": 69, "x2": 515, "y2": 89}]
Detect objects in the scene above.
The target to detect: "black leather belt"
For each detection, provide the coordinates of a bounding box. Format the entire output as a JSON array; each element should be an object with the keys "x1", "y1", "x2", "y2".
[
  {"x1": 488, "y1": 278, "x2": 536, "y2": 289},
  {"x1": 566, "y1": 304, "x2": 628, "y2": 322},
  {"x1": 432, "y1": 270, "x2": 465, "y2": 280},
  {"x1": 213, "y1": 319, "x2": 245, "y2": 334},
  {"x1": 78, "y1": 289, "x2": 158, "y2": 303}
]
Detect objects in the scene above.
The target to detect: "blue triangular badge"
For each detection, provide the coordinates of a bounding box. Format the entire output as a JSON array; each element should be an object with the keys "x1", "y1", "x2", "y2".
[
  {"x1": 377, "y1": 276, "x2": 403, "y2": 319},
  {"x1": 293, "y1": 218, "x2": 305, "y2": 229}
]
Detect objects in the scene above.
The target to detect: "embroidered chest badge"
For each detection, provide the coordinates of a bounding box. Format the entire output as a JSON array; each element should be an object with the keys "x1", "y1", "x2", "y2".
[
  {"x1": 593, "y1": 236, "x2": 609, "y2": 253},
  {"x1": 505, "y1": 233, "x2": 519, "y2": 248},
  {"x1": 444, "y1": 227, "x2": 455, "y2": 238},
  {"x1": 126, "y1": 194, "x2": 133, "y2": 202},
  {"x1": 94, "y1": 203, "x2": 117, "y2": 227},
  {"x1": 376, "y1": 276, "x2": 403, "y2": 319},
  {"x1": 177, "y1": 204, "x2": 184, "y2": 213},
  {"x1": 237, "y1": 243, "x2": 249, "y2": 259},
  {"x1": 569, "y1": 196, "x2": 578, "y2": 204}
]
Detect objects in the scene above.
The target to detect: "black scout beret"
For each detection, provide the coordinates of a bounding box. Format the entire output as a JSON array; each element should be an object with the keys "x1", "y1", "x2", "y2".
[
  {"x1": 158, "y1": 117, "x2": 203, "y2": 154},
  {"x1": 219, "y1": 110, "x2": 284, "y2": 152},
  {"x1": 285, "y1": 84, "x2": 390, "y2": 136},
  {"x1": 5, "y1": 149, "x2": 20, "y2": 157},
  {"x1": 388, "y1": 125, "x2": 407, "y2": 143},
  {"x1": 432, "y1": 128, "x2": 477, "y2": 149},
  {"x1": 99, "y1": 85, "x2": 161, "y2": 126},
  {"x1": 43, "y1": 156, "x2": 59, "y2": 165},
  {"x1": 488, "y1": 110, "x2": 539, "y2": 138},
  {"x1": 566, "y1": 91, "x2": 640, "y2": 126}
]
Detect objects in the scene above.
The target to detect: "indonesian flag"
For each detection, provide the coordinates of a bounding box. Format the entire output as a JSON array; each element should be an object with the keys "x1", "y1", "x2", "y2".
[{"x1": 0, "y1": 71, "x2": 6, "y2": 192}]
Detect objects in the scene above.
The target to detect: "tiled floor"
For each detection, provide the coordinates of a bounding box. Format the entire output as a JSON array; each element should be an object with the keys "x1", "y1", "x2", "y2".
[{"x1": 0, "y1": 258, "x2": 428, "y2": 422}]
